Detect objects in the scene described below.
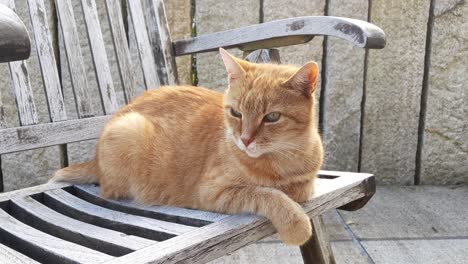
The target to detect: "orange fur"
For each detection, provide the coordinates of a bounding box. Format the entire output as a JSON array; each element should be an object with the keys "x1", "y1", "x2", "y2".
[{"x1": 52, "y1": 49, "x2": 323, "y2": 245}]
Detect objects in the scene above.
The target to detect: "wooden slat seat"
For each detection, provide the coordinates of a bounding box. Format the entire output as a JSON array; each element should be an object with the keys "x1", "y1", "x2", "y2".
[
  {"x1": 43, "y1": 189, "x2": 196, "y2": 240},
  {"x1": 0, "y1": 171, "x2": 374, "y2": 263},
  {"x1": 73, "y1": 184, "x2": 228, "y2": 227},
  {"x1": 0, "y1": 243, "x2": 39, "y2": 264},
  {"x1": 0, "y1": 0, "x2": 384, "y2": 262},
  {"x1": 9, "y1": 196, "x2": 155, "y2": 256},
  {"x1": 0, "y1": 207, "x2": 113, "y2": 263}
]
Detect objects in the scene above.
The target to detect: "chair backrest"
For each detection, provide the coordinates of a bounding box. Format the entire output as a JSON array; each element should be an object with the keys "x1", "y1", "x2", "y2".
[{"x1": 0, "y1": 0, "x2": 176, "y2": 153}]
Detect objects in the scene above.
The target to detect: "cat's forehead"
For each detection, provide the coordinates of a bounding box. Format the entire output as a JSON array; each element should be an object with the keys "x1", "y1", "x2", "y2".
[
  {"x1": 248, "y1": 63, "x2": 298, "y2": 82},
  {"x1": 232, "y1": 80, "x2": 291, "y2": 111},
  {"x1": 224, "y1": 63, "x2": 301, "y2": 109},
  {"x1": 239, "y1": 87, "x2": 268, "y2": 112},
  {"x1": 243, "y1": 65, "x2": 296, "y2": 94}
]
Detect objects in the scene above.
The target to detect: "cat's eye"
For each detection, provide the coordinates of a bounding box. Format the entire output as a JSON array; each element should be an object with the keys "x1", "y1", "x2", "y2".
[
  {"x1": 230, "y1": 108, "x2": 242, "y2": 118},
  {"x1": 263, "y1": 112, "x2": 281, "y2": 123}
]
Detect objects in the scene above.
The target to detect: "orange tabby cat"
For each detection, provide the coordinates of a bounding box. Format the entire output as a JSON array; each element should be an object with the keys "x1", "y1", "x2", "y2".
[{"x1": 51, "y1": 48, "x2": 323, "y2": 245}]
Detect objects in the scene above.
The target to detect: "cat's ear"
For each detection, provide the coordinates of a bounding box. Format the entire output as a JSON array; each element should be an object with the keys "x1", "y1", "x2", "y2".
[
  {"x1": 219, "y1": 48, "x2": 246, "y2": 82},
  {"x1": 283, "y1": 62, "x2": 319, "y2": 98}
]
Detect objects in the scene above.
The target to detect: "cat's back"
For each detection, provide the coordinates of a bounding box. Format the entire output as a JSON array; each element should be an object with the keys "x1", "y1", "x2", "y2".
[
  {"x1": 117, "y1": 85, "x2": 224, "y2": 121},
  {"x1": 112, "y1": 86, "x2": 226, "y2": 148}
]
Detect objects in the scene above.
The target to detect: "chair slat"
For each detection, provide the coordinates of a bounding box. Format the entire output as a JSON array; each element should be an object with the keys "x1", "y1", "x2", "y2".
[
  {"x1": 74, "y1": 185, "x2": 228, "y2": 227},
  {"x1": 105, "y1": 0, "x2": 137, "y2": 102},
  {"x1": 0, "y1": 78, "x2": 6, "y2": 128},
  {"x1": 0, "y1": 115, "x2": 110, "y2": 155},
  {"x1": 0, "y1": 182, "x2": 69, "y2": 203},
  {"x1": 27, "y1": 0, "x2": 67, "y2": 122},
  {"x1": 43, "y1": 189, "x2": 196, "y2": 241},
  {"x1": 314, "y1": 173, "x2": 369, "y2": 197},
  {"x1": 55, "y1": 0, "x2": 93, "y2": 118},
  {"x1": 8, "y1": 59, "x2": 39, "y2": 126},
  {"x1": 0, "y1": 208, "x2": 113, "y2": 263},
  {"x1": 0, "y1": 243, "x2": 39, "y2": 264},
  {"x1": 9, "y1": 196, "x2": 155, "y2": 255},
  {"x1": 142, "y1": 0, "x2": 178, "y2": 85},
  {"x1": 4, "y1": 0, "x2": 39, "y2": 125},
  {"x1": 80, "y1": 0, "x2": 118, "y2": 114},
  {"x1": 127, "y1": 0, "x2": 160, "y2": 89}
]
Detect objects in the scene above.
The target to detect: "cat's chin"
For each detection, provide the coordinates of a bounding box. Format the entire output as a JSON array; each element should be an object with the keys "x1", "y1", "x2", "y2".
[{"x1": 244, "y1": 149, "x2": 263, "y2": 158}]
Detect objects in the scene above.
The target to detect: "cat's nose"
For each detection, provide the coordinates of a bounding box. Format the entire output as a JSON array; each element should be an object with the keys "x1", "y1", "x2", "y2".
[{"x1": 241, "y1": 135, "x2": 255, "y2": 147}]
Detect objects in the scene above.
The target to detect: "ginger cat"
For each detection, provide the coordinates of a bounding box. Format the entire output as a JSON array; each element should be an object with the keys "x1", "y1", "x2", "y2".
[{"x1": 52, "y1": 48, "x2": 323, "y2": 245}]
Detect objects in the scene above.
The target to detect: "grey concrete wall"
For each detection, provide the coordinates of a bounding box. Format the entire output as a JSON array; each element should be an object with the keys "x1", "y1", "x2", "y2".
[
  {"x1": 360, "y1": 0, "x2": 431, "y2": 184},
  {"x1": 420, "y1": 0, "x2": 468, "y2": 184},
  {"x1": 0, "y1": 0, "x2": 467, "y2": 190}
]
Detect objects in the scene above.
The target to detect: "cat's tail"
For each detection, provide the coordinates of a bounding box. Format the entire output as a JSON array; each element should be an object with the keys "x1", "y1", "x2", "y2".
[{"x1": 49, "y1": 160, "x2": 98, "y2": 184}]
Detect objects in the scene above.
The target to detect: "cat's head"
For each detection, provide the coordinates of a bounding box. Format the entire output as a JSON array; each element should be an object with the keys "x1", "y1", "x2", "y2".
[{"x1": 220, "y1": 48, "x2": 319, "y2": 158}]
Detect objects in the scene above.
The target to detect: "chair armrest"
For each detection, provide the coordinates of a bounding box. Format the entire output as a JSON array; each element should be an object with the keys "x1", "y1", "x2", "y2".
[
  {"x1": 0, "y1": 3, "x2": 31, "y2": 63},
  {"x1": 173, "y1": 16, "x2": 385, "y2": 56}
]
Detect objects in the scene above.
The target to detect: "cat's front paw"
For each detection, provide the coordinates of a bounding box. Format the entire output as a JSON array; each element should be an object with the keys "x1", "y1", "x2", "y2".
[{"x1": 277, "y1": 211, "x2": 312, "y2": 245}]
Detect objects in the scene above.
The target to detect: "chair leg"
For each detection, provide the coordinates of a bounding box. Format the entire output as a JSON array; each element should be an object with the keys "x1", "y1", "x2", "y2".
[{"x1": 300, "y1": 215, "x2": 336, "y2": 264}]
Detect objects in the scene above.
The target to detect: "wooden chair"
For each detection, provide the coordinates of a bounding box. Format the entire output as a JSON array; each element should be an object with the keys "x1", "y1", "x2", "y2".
[{"x1": 0, "y1": 1, "x2": 384, "y2": 263}]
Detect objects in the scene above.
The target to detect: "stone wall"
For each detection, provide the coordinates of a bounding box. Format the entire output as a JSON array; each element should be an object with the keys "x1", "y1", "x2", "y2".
[
  {"x1": 0, "y1": 0, "x2": 466, "y2": 190},
  {"x1": 361, "y1": 0, "x2": 431, "y2": 184},
  {"x1": 421, "y1": 0, "x2": 467, "y2": 184}
]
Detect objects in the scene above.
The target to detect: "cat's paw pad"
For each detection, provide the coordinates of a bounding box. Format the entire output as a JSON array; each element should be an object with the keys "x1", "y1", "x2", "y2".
[{"x1": 278, "y1": 213, "x2": 312, "y2": 245}]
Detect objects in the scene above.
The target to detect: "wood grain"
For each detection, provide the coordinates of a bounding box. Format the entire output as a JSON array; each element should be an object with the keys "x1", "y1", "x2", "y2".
[
  {"x1": 0, "y1": 243, "x2": 39, "y2": 264},
  {"x1": 7, "y1": 59, "x2": 39, "y2": 126},
  {"x1": 0, "y1": 182, "x2": 70, "y2": 202},
  {"x1": 43, "y1": 189, "x2": 196, "y2": 240},
  {"x1": 0, "y1": 208, "x2": 113, "y2": 263},
  {"x1": 81, "y1": 0, "x2": 119, "y2": 114},
  {"x1": 74, "y1": 184, "x2": 228, "y2": 227},
  {"x1": 4, "y1": 0, "x2": 38, "y2": 125},
  {"x1": 174, "y1": 16, "x2": 386, "y2": 56},
  {"x1": 105, "y1": 0, "x2": 137, "y2": 102},
  {"x1": 27, "y1": 0, "x2": 67, "y2": 121},
  {"x1": 300, "y1": 216, "x2": 336, "y2": 264},
  {"x1": 143, "y1": 0, "x2": 178, "y2": 85},
  {"x1": 0, "y1": 115, "x2": 109, "y2": 154},
  {"x1": 127, "y1": 0, "x2": 160, "y2": 89},
  {"x1": 9, "y1": 195, "x2": 155, "y2": 256},
  {"x1": 55, "y1": 0, "x2": 94, "y2": 118}
]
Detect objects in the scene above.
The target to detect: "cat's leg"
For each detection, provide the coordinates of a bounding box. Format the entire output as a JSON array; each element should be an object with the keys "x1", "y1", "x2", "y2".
[
  {"x1": 201, "y1": 185, "x2": 312, "y2": 245},
  {"x1": 97, "y1": 112, "x2": 156, "y2": 200},
  {"x1": 280, "y1": 178, "x2": 315, "y2": 203}
]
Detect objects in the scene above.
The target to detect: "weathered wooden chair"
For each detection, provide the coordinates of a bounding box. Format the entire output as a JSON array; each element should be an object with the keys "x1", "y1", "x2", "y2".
[{"x1": 0, "y1": 1, "x2": 384, "y2": 263}]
